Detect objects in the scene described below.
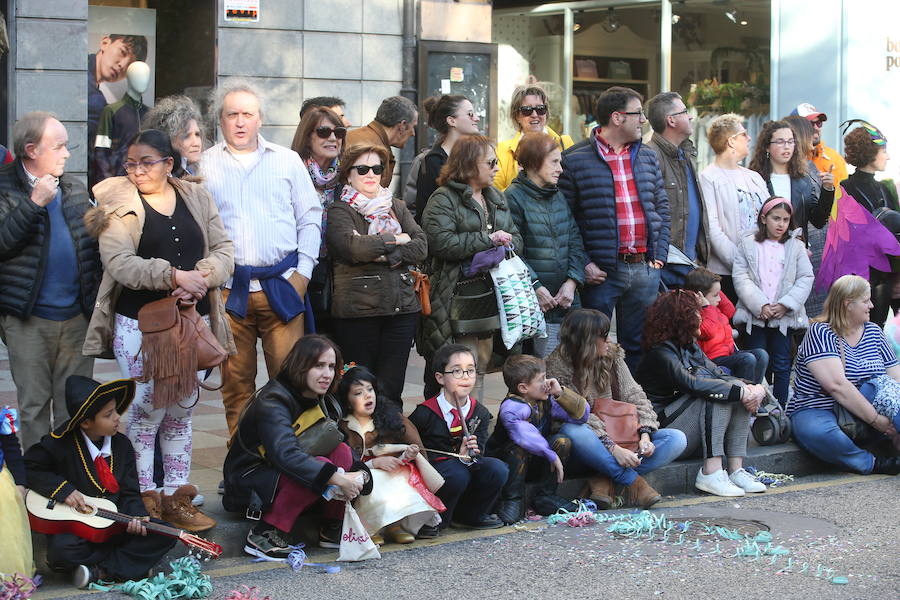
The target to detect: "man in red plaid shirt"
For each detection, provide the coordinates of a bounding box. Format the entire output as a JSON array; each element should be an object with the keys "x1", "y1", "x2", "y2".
[{"x1": 559, "y1": 87, "x2": 670, "y2": 371}]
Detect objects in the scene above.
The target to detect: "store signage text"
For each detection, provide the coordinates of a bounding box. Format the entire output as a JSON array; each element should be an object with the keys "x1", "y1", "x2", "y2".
[{"x1": 887, "y1": 37, "x2": 900, "y2": 71}]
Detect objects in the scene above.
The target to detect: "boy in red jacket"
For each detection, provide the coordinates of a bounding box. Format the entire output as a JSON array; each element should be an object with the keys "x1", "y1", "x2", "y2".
[{"x1": 684, "y1": 268, "x2": 768, "y2": 384}]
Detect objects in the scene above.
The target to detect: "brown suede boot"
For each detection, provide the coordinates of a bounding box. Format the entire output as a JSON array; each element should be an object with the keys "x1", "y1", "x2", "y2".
[
  {"x1": 161, "y1": 485, "x2": 217, "y2": 532},
  {"x1": 622, "y1": 476, "x2": 661, "y2": 509},
  {"x1": 585, "y1": 476, "x2": 614, "y2": 509},
  {"x1": 141, "y1": 490, "x2": 162, "y2": 520}
]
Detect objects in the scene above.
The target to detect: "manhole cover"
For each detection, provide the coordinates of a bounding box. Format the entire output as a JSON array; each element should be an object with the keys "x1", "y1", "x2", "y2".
[{"x1": 609, "y1": 516, "x2": 770, "y2": 540}]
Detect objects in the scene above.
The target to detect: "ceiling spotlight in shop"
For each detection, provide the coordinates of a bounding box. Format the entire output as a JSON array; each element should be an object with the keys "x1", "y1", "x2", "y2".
[
  {"x1": 672, "y1": 14, "x2": 681, "y2": 24},
  {"x1": 573, "y1": 10, "x2": 583, "y2": 32},
  {"x1": 602, "y1": 7, "x2": 621, "y2": 33},
  {"x1": 724, "y1": 9, "x2": 748, "y2": 26}
]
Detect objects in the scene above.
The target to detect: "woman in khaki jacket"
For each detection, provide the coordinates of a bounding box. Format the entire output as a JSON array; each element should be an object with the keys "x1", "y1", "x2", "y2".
[{"x1": 84, "y1": 129, "x2": 234, "y2": 532}]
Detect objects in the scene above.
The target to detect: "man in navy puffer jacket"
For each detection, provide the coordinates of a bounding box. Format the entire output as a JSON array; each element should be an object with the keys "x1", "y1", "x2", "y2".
[{"x1": 559, "y1": 87, "x2": 670, "y2": 371}]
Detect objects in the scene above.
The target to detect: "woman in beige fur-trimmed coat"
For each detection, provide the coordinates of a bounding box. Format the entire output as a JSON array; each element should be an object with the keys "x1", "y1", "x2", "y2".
[
  {"x1": 82, "y1": 130, "x2": 234, "y2": 532},
  {"x1": 545, "y1": 308, "x2": 687, "y2": 509}
]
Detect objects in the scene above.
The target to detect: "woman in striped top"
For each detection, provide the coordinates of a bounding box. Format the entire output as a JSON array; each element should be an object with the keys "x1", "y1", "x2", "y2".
[{"x1": 790, "y1": 275, "x2": 900, "y2": 475}]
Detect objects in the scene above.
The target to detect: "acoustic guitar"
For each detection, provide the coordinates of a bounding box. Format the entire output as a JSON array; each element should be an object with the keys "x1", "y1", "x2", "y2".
[{"x1": 25, "y1": 490, "x2": 222, "y2": 560}]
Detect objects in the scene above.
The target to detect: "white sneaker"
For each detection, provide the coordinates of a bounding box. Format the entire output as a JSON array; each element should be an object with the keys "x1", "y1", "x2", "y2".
[
  {"x1": 192, "y1": 493, "x2": 205, "y2": 507},
  {"x1": 729, "y1": 468, "x2": 767, "y2": 493},
  {"x1": 695, "y1": 468, "x2": 745, "y2": 497}
]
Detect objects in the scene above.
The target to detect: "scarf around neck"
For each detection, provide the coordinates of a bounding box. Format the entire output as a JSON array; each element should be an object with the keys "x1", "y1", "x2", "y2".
[
  {"x1": 340, "y1": 184, "x2": 402, "y2": 236},
  {"x1": 306, "y1": 157, "x2": 340, "y2": 207}
]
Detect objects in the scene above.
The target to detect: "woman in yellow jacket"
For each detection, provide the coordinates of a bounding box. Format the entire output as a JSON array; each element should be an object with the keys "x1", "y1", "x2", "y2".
[{"x1": 494, "y1": 84, "x2": 574, "y2": 191}]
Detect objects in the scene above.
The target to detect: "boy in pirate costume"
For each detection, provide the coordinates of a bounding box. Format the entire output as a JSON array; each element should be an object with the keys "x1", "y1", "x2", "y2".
[
  {"x1": 24, "y1": 376, "x2": 176, "y2": 589},
  {"x1": 486, "y1": 354, "x2": 587, "y2": 525},
  {"x1": 409, "y1": 344, "x2": 508, "y2": 534}
]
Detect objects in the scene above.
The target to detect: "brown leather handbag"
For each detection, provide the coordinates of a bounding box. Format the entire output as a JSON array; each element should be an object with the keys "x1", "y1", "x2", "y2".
[
  {"x1": 592, "y1": 397, "x2": 641, "y2": 451},
  {"x1": 411, "y1": 269, "x2": 432, "y2": 316},
  {"x1": 137, "y1": 297, "x2": 227, "y2": 407}
]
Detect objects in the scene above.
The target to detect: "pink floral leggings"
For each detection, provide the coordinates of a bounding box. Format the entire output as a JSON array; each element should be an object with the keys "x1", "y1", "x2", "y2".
[{"x1": 114, "y1": 313, "x2": 201, "y2": 494}]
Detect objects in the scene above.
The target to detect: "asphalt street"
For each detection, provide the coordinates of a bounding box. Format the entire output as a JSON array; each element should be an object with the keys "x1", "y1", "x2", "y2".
[{"x1": 33, "y1": 472, "x2": 899, "y2": 600}]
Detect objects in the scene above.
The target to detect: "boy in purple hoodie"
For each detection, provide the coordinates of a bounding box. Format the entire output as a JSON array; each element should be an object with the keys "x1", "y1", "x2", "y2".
[{"x1": 486, "y1": 354, "x2": 589, "y2": 524}]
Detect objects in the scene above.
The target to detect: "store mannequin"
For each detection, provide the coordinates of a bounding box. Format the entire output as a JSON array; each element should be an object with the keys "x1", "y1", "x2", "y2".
[
  {"x1": 92, "y1": 61, "x2": 151, "y2": 188},
  {"x1": 125, "y1": 61, "x2": 151, "y2": 101}
]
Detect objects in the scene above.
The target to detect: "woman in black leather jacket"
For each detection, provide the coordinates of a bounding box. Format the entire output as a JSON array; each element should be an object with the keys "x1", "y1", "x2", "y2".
[
  {"x1": 635, "y1": 291, "x2": 768, "y2": 498},
  {"x1": 223, "y1": 335, "x2": 372, "y2": 557}
]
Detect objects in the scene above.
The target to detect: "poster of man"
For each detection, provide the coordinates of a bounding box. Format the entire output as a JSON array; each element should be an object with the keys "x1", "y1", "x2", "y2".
[{"x1": 87, "y1": 6, "x2": 156, "y2": 189}]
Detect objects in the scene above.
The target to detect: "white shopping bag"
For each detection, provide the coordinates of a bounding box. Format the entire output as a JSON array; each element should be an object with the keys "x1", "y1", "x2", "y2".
[
  {"x1": 337, "y1": 501, "x2": 381, "y2": 561},
  {"x1": 489, "y1": 249, "x2": 547, "y2": 349}
]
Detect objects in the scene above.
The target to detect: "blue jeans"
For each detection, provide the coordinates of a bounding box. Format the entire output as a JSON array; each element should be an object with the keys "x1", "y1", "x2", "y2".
[
  {"x1": 560, "y1": 422, "x2": 687, "y2": 486},
  {"x1": 746, "y1": 326, "x2": 792, "y2": 404},
  {"x1": 713, "y1": 348, "x2": 769, "y2": 384},
  {"x1": 790, "y1": 408, "x2": 900, "y2": 474},
  {"x1": 582, "y1": 261, "x2": 661, "y2": 372}
]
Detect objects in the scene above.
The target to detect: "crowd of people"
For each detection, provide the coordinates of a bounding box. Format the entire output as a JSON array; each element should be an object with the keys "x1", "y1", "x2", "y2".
[{"x1": 0, "y1": 79, "x2": 899, "y2": 590}]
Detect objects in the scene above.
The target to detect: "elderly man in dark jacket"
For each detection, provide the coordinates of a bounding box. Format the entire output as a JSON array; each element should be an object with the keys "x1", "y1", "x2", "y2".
[
  {"x1": 559, "y1": 87, "x2": 670, "y2": 371},
  {"x1": 645, "y1": 92, "x2": 710, "y2": 288},
  {"x1": 0, "y1": 111, "x2": 101, "y2": 450}
]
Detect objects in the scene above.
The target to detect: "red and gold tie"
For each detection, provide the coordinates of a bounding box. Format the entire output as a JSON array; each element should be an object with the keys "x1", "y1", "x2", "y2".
[
  {"x1": 449, "y1": 408, "x2": 463, "y2": 438},
  {"x1": 94, "y1": 455, "x2": 119, "y2": 494}
]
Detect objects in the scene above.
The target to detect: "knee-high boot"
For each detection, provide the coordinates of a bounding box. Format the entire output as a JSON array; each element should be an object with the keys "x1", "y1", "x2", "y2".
[{"x1": 495, "y1": 446, "x2": 528, "y2": 525}]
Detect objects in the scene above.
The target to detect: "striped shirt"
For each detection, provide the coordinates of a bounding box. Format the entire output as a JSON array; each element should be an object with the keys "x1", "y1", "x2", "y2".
[
  {"x1": 789, "y1": 321, "x2": 898, "y2": 415},
  {"x1": 201, "y1": 135, "x2": 321, "y2": 291},
  {"x1": 595, "y1": 133, "x2": 647, "y2": 254}
]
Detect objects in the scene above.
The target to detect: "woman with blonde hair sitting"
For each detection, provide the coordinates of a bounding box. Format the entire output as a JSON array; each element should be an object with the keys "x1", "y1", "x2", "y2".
[{"x1": 789, "y1": 274, "x2": 900, "y2": 475}]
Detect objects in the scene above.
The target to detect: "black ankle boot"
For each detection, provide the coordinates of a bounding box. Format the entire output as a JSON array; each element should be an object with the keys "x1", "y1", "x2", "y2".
[
  {"x1": 496, "y1": 498, "x2": 524, "y2": 525},
  {"x1": 532, "y1": 493, "x2": 577, "y2": 516},
  {"x1": 872, "y1": 455, "x2": 900, "y2": 475}
]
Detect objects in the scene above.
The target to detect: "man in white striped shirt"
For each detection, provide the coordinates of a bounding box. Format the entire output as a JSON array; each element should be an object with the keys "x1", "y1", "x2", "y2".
[{"x1": 202, "y1": 78, "x2": 322, "y2": 436}]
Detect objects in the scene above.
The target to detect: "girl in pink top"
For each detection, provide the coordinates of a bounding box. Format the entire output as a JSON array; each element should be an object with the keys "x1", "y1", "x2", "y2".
[{"x1": 732, "y1": 197, "x2": 814, "y2": 405}]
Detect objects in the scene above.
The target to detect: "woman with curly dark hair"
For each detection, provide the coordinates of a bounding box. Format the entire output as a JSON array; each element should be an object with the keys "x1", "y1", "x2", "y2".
[
  {"x1": 338, "y1": 366, "x2": 444, "y2": 543},
  {"x1": 842, "y1": 122, "x2": 900, "y2": 326},
  {"x1": 843, "y1": 124, "x2": 897, "y2": 214},
  {"x1": 748, "y1": 120, "x2": 832, "y2": 244},
  {"x1": 635, "y1": 291, "x2": 768, "y2": 497}
]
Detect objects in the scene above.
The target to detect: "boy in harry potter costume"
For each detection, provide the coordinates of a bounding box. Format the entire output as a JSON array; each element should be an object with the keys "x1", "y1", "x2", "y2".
[
  {"x1": 24, "y1": 376, "x2": 176, "y2": 589},
  {"x1": 409, "y1": 344, "x2": 508, "y2": 534}
]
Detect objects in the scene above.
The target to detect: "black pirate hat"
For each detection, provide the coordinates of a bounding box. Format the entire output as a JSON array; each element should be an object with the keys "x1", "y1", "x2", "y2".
[{"x1": 50, "y1": 376, "x2": 136, "y2": 438}]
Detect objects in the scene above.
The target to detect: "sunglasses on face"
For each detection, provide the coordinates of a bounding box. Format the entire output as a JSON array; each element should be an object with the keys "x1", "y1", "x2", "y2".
[
  {"x1": 315, "y1": 126, "x2": 347, "y2": 140},
  {"x1": 518, "y1": 104, "x2": 548, "y2": 117},
  {"x1": 351, "y1": 164, "x2": 385, "y2": 176},
  {"x1": 484, "y1": 158, "x2": 498, "y2": 169}
]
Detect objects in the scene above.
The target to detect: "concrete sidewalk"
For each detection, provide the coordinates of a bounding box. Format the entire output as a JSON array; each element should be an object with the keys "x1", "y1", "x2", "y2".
[{"x1": 1, "y1": 339, "x2": 834, "y2": 599}]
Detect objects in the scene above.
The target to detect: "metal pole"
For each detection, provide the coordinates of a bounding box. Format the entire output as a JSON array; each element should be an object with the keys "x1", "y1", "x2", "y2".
[
  {"x1": 398, "y1": 0, "x2": 418, "y2": 188},
  {"x1": 659, "y1": 0, "x2": 671, "y2": 92},
  {"x1": 562, "y1": 8, "x2": 574, "y2": 137}
]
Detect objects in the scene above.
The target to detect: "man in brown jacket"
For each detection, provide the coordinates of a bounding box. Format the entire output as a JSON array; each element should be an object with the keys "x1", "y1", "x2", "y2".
[
  {"x1": 645, "y1": 91, "x2": 710, "y2": 289},
  {"x1": 345, "y1": 96, "x2": 417, "y2": 188}
]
